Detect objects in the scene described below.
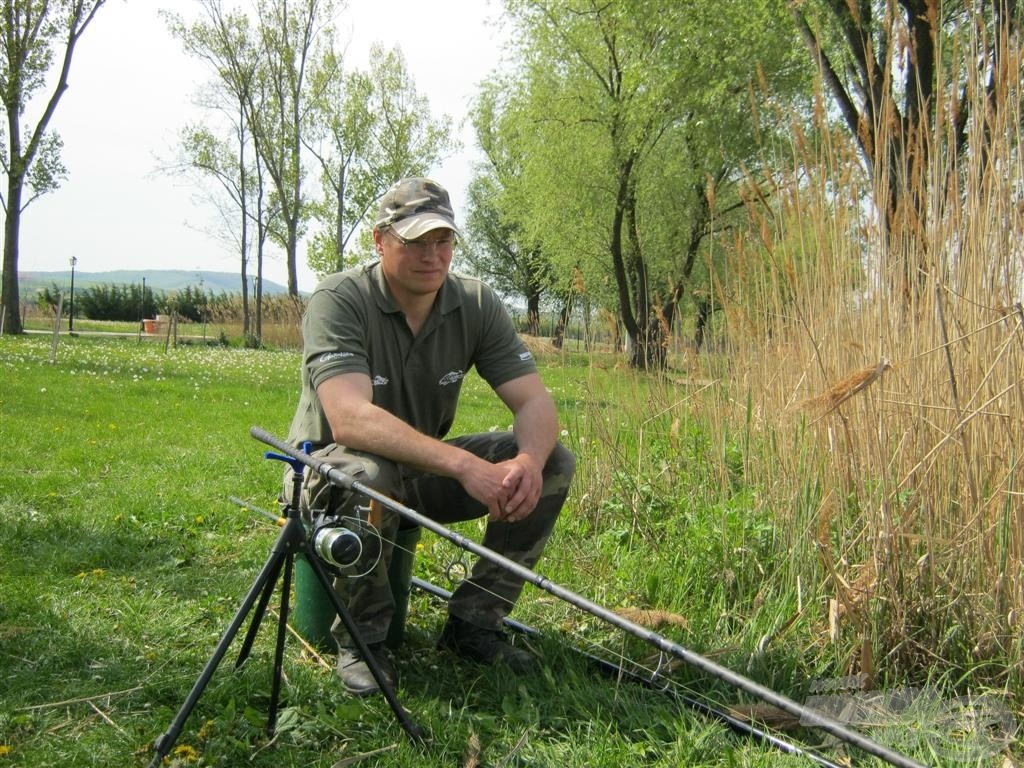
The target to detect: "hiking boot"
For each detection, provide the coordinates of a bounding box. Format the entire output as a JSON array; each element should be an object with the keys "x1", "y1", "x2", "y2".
[
  {"x1": 335, "y1": 643, "x2": 397, "y2": 697},
  {"x1": 436, "y1": 615, "x2": 535, "y2": 673}
]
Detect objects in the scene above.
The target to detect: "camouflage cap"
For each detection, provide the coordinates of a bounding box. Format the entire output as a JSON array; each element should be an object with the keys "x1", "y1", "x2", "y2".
[{"x1": 374, "y1": 177, "x2": 460, "y2": 240}]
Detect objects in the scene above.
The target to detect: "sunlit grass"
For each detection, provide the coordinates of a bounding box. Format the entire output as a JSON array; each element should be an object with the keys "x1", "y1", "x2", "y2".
[{"x1": 2, "y1": 334, "x2": 963, "y2": 767}]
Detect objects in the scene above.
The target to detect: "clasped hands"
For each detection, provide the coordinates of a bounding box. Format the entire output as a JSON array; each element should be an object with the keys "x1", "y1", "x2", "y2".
[{"x1": 461, "y1": 453, "x2": 544, "y2": 523}]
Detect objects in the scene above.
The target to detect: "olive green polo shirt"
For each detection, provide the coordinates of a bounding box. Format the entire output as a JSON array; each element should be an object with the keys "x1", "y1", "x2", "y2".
[{"x1": 286, "y1": 262, "x2": 537, "y2": 449}]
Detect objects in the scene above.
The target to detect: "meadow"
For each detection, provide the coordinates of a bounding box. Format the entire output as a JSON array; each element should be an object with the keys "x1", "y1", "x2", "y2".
[{"x1": 1, "y1": 332, "x2": 1015, "y2": 767}]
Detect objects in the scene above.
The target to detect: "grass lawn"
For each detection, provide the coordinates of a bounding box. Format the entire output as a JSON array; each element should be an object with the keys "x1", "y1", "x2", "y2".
[{"x1": 0, "y1": 334, "x2": 969, "y2": 766}]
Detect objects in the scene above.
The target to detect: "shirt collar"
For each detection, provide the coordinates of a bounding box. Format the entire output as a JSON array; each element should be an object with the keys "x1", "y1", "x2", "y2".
[{"x1": 368, "y1": 261, "x2": 463, "y2": 317}]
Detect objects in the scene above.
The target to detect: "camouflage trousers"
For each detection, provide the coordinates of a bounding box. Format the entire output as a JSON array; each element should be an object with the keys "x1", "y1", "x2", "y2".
[{"x1": 284, "y1": 432, "x2": 575, "y2": 648}]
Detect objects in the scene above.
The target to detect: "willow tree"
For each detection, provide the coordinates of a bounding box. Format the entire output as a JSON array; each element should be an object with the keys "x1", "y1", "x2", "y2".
[
  {"x1": 497, "y1": 0, "x2": 807, "y2": 368},
  {"x1": 1, "y1": 0, "x2": 106, "y2": 335},
  {"x1": 464, "y1": 79, "x2": 554, "y2": 338}
]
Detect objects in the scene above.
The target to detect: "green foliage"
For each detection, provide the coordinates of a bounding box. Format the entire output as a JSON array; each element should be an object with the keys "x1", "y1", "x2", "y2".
[
  {"x1": 468, "y1": 0, "x2": 814, "y2": 366},
  {"x1": 35, "y1": 282, "x2": 62, "y2": 315},
  {"x1": 160, "y1": 283, "x2": 213, "y2": 322},
  {"x1": 304, "y1": 44, "x2": 456, "y2": 278},
  {"x1": 0, "y1": 0, "x2": 107, "y2": 335},
  {"x1": 75, "y1": 282, "x2": 154, "y2": 321},
  {"x1": 59, "y1": 281, "x2": 218, "y2": 323},
  {"x1": 463, "y1": 83, "x2": 560, "y2": 333},
  {"x1": 24, "y1": 131, "x2": 67, "y2": 201}
]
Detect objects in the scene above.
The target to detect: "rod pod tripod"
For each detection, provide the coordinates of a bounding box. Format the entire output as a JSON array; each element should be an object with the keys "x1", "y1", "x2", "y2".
[{"x1": 147, "y1": 449, "x2": 424, "y2": 768}]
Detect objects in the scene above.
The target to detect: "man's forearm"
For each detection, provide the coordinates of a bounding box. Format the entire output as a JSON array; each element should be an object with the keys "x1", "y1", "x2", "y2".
[
  {"x1": 332, "y1": 399, "x2": 476, "y2": 480},
  {"x1": 511, "y1": 394, "x2": 559, "y2": 468}
]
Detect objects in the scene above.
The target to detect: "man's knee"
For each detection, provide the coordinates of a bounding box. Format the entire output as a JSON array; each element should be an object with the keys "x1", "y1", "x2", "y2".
[
  {"x1": 302, "y1": 445, "x2": 402, "y2": 517},
  {"x1": 542, "y1": 442, "x2": 576, "y2": 497}
]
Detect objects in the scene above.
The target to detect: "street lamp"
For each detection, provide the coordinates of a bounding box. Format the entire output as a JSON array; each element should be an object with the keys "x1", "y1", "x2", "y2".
[{"x1": 69, "y1": 256, "x2": 78, "y2": 333}]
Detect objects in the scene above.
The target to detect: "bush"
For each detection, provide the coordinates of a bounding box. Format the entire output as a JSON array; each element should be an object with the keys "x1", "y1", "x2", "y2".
[
  {"x1": 161, "y1": 284, "x2": 212, "y2": 323},
  {"x1": 77, "y1": 283, "x2": 156, "y2": 321}
]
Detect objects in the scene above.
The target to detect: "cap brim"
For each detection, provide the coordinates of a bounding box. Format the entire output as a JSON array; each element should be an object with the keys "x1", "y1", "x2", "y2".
[{"x1": 391, "y1": 212, "x2": 460, "y2": 240}]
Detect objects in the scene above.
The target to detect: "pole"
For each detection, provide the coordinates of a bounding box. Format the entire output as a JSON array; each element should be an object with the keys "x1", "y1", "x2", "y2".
[
  {"x1": 137, "y1": 277, "x2": 145, "y2": 343},
  {"x1": 68, "y1": 256, "x2": 77, "y2": 333},
  {"x1": 250, "y1": 426, "x2": 929, "y2": 768}
]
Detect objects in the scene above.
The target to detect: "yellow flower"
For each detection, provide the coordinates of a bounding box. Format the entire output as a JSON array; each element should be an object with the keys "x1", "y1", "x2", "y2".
[{"x1": 172, "y1": 744, "x2": 200, "y2": 762}]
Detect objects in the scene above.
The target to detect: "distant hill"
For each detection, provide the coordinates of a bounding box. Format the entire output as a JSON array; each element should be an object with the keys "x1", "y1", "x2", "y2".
[{"x1": 18, "y1": 269, "x2": 292, "y2": 296}]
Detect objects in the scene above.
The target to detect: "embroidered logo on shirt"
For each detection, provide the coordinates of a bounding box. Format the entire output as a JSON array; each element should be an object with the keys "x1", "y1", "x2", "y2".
[
  {"x1": 319, "y1": 351, "x2": 354, "y2": 364},
  {"x1": 372, "y1": 375, "x2": 389, "y2": 386},
  {"x1": 519, "y1": 351, "x2": 534, "y2": 361},
  {"x1": 438, "y1": 370, "x2": 464, "y2": 386}
]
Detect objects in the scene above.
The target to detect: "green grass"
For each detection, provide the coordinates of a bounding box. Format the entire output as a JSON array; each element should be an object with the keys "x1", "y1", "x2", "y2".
[{"x1": 0, "y1": 335, "x2": 1002, "y2": 767}]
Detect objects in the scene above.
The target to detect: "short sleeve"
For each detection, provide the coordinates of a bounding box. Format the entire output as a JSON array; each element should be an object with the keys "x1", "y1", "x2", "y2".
[
  {"x1": 472, "y1": 283, "x2": 538, "y2": 388},
  {"x1": 302, "y1": 283, "x2": 371, "y2": 390}
]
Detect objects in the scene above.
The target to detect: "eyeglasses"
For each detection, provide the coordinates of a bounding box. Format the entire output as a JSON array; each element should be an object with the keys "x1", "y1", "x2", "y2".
[{"x1": 387, "y1": 229, "x2": 456, "y2": 254}]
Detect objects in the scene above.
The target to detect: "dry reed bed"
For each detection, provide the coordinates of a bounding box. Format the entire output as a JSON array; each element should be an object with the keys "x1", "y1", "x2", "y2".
[{"x1": 705, "y1": 50, "x2": 1024, "y2": 692}]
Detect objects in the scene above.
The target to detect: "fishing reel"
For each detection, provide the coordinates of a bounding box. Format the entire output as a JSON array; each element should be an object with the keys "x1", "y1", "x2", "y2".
[{"x1": 310, "y1": 505, "x2": 382, "y2": 578}]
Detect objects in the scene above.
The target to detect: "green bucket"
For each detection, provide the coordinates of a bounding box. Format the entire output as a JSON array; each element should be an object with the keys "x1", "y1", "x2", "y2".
[
  {"x1": 292, "y1": 553, "x2": 337, "y2": 651},
  {"x1": 385, "y1": 524, "x2": 422, "y2": 648},
  {"x1": 291, "y1": 525, "x2": 422, "y2": 651}
]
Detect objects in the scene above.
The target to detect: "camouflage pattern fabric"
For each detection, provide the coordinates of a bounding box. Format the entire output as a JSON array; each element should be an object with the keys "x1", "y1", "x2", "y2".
[{"x1": 284, "y1": 432, "x2": 575, "y2": 648}]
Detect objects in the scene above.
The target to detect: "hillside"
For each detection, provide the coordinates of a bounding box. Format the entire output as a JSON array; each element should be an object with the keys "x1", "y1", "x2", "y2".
[{"x1": 18, "y1": 269, "x2": 292, "y2": 296}]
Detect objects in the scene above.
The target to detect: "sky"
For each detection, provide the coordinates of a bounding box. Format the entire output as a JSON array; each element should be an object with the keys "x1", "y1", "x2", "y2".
[{"x1": 18, "y1": 0, "x2": 511, "y2": 294}]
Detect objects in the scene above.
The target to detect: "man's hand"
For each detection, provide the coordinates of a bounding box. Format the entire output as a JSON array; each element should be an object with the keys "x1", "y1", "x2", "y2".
[
  {"x1": 495, "y1": 453, "x2": 544, "y2": 522},
  {"x1": 456, "y1": 452, "x2": 544, "y2": 523}
]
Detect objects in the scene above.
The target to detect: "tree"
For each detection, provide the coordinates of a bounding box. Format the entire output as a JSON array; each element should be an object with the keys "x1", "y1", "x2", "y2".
[
  {"x1": 304, "y1": 43, "x2": 455, "y2": 277},
  {"x1": 167, "y1": 5, "x2": 286, "y2": 342},
  {"x1": 493, "y1": 0, "x2": 806, "y2": 368},
  {"x1": 1, "y1": 0, "x2": 106, "y2": 335},
  {"x1": 464, "y1": 79, "x2": 553, "y2": 336},
  {"x1": 169, "y1": 0, "x2": 335, "y2": 298},
  {"x1": 790, "y1": 0, "x2": 1022, "y2": 302},
  {"x1": 246, "y1": 0, "x2": 332, "y2": 296},
  {"x1": 180, "y1": 117, "x2": 278, "y2": 340}
]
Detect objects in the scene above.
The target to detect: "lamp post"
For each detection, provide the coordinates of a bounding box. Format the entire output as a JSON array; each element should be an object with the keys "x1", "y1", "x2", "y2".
[{"x1": 69, "y1": 256, "x2": 78, "y2": 333}]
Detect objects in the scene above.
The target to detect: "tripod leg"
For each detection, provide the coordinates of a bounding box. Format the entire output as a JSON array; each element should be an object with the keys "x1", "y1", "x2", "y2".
[
  {"x1": 304, "y1": 549, "x2": 426, "y2": 743},
  {"x1": 235, "y1": 553, "x2": 285, "y2": 668},
  {"x1": 148, "y1": 549, "x2": 286, "y2": 768},
  {"x1": 266, "y1": 552, "x2": 295, "y2": 735}
]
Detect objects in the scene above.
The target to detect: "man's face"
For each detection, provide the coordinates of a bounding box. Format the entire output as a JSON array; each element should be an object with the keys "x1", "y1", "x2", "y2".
[{"x1": 375, "y1": 226, "x2": 455, "y2": 302}]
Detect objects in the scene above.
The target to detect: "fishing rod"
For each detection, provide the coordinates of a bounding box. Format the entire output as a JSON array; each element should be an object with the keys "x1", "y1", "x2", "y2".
[
  {"x1": 410, "y1": 576, "x2": 847, "y2": 768},
  {"x1": 232, "y1": 492, "x2": 842, "y2": 766},
  {"x1": 250, "y1": 427, "x2": 928, "y2": 768}
]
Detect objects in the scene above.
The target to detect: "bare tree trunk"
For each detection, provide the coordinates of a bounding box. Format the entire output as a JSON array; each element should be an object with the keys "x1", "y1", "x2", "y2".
[
  {"x1": 525, "y1": 293, "x2": 541, "y2": 336},
  {"x1": 239, "y1": 106, "x2": 251, "y2": 338},
  {"x1": 2, "y1": 173, "x2": 25, "y2": 334},
  {"x1": 551, "y1": 293, "x2": 573, "y2": 349}
]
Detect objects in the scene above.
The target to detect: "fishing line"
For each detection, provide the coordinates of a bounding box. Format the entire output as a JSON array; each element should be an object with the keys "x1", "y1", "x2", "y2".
[
  {"x1": 404, "y1": 552, "x2": 837, "y2": 759},
  {"x1": 325, "y1": 513, "x2": 383, "y2": 580},
  {"x1": 343, "y1": 524, "x2": 833, "y2": 762}
]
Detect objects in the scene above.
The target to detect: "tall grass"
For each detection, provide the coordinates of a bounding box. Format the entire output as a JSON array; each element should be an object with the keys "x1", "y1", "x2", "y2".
[{"x1": 696, "y1": 18, "x2": 1024, "y2": 697}]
